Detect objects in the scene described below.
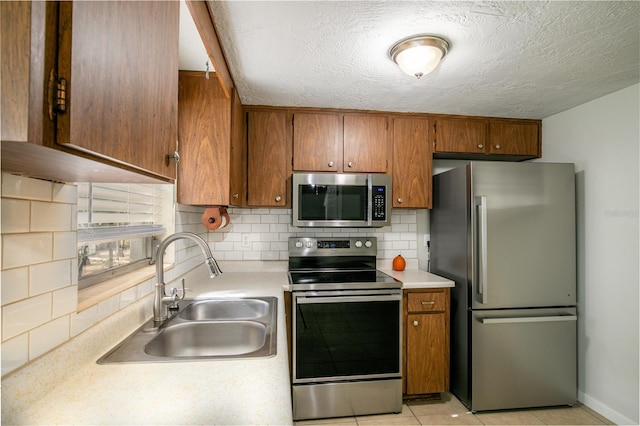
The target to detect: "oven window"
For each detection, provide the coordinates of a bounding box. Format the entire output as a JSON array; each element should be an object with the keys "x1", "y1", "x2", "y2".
[
  {"x1": 298, "y1": 184, "x2": 366, "y2": 221},
  {"x1": 295, "y1": 299, "x2": 400, "y2": 380}
]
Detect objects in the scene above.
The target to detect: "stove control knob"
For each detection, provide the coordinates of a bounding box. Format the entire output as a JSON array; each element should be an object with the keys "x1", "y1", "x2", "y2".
[
  {"x1": 295, "y1": 241, "x2": 304, "y2": 248},
  {"x1": 354, "y1": 240, "x2": 363, "y2": 248},
  {"x1": 305, "y1": 240, "x2": 314, "y2": 248},
  {"x1": 364, "y1": 240, "x2": 373, "y2": 248}
]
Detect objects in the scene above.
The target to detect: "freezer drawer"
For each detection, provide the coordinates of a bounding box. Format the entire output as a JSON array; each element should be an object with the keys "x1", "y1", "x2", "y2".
[{"x1": 471, "y1": 308, "x2": 576, "y2": 411}]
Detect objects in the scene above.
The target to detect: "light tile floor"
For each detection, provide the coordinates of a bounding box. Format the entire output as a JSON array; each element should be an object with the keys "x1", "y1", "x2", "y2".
[{"x1": 295, "y1": 393, "x2": 615, "y2": 426}]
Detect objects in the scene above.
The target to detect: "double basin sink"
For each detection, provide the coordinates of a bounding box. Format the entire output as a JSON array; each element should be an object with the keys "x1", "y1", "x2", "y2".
[{"x1": 98, "y1": 297, "x2": 277, "y2": 364}]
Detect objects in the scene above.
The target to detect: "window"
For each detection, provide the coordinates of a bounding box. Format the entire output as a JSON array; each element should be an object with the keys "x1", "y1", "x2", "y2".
[{"x1": 77, "y1": 183, "x2": 172, "y2": 289}]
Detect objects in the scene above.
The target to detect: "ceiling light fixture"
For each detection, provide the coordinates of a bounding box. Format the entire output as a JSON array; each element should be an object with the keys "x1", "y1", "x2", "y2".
[{"x1": 389, "y1": 35, "x2": 449, "y2": 79}]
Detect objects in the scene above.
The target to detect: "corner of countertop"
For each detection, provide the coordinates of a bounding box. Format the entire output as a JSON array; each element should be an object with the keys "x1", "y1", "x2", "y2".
[{"x1": 379, "y1": 268, "x2": 455, "y2": 289}]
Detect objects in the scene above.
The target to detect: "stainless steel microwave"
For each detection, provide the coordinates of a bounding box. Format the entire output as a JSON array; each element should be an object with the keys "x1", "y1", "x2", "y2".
[{"x1": 292, "y1": 173, "x2": 391, "y2": 228}]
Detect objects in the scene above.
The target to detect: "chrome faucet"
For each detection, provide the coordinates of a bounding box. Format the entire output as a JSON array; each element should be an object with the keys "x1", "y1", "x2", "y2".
[{"x1": 153, "y1": 232, "x2": 222, "y2": 324}]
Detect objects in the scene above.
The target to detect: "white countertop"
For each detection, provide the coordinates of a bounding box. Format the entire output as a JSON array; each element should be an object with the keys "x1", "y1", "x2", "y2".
[
  {"x1": 1, "y1": 266, "x2": 452, "y2": 425},
  {"x1": 1, "y1": 268, "x2": 293, "y2": 426},
  {"x1": 381, "y1": 268, "x2": 455, "y2": 289}
]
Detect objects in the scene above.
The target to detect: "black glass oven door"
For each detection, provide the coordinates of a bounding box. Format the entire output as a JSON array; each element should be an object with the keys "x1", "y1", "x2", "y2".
[{"x1": 293, "y1": 292, "x2": 401, "y2": 383}]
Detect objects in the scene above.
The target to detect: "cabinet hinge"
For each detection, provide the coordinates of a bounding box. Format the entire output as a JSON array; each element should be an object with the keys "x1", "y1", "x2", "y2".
[{"x1": 48, "y1": 68, "x2": 67, "y2": 120}]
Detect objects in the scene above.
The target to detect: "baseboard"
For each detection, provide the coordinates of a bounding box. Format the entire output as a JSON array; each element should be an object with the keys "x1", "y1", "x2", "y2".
[{"x1": 579, "y1": 390, "x2": 638, "y2": 425}]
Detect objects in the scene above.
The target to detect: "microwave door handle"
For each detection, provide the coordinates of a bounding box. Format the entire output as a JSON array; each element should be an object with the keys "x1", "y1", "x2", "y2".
[
  {"x1": 476, "y1": 195, "x2": 488, "y2": 304},
  {"x1": 366, "y1": 174, "x2": 373, "y2": 226}
]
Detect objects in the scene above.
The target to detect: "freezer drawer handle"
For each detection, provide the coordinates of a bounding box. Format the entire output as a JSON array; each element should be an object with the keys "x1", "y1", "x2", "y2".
[
  {"x1": 480, "y1": 315, "x2": 577, "y2": 324},
  {"x1": 476, "y1": 195, "x2": 488, "y2": 304}
]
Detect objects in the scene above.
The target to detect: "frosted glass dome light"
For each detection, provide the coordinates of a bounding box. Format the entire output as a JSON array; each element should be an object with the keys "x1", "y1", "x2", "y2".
[{"x1": 389, "y1": 35, "x2": 449, "y2": 79}]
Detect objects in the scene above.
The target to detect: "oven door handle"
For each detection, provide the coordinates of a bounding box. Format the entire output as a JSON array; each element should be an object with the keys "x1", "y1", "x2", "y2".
[{"x1": 296, "y1": 295, "x2": 401, "y2": 304}]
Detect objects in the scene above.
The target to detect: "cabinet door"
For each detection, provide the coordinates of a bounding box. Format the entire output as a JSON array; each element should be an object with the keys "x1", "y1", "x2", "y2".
[
  {"x1": 435, "y1": 119, "x2": 487, "y2": 154},
  {"x1": 343, "y1": 114, "x2": 390, "y2": 173},
  {"x1": 247, "y1": 110, "x2": 292, "y2": 207},
  {"x1": 293, "y1": 112, "x2": 342, "y2": 172},
  {"x1": 488, "y1": 121, "x2": 540, "y2": 156},
  {"x1": 177, "y1": 72, "x2": 230, "y2": 206},
  {"x1": 229, "y1": 90, "x2": 247, "y2": 206},
  {"x1": 56, "y1": 1, "x2": 178, "y2": 180},
  {"x1": 406, "y1": 313, "x2": 448, "y2": 394},
  {"x1": 392, "y1": 117, "x2": 432, "y2": 208}
]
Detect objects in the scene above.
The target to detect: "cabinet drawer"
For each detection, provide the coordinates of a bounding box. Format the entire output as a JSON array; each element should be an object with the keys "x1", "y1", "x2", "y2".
[{"x1": 407, "y1": 291, "x2": 446, "y2": 312}]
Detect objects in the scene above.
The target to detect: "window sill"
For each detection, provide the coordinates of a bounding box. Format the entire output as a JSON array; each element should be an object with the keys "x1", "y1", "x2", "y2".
[{"x1": 77, "y1": 264, "x2": 174, "y2": 312}]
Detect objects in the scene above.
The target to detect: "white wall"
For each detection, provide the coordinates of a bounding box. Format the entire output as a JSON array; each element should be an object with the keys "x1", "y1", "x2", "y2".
[{"x1": 541, "y1": 84, "x2": 639, "y2": 425}]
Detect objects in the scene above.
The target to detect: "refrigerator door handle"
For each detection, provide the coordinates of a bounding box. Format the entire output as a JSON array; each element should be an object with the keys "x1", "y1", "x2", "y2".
[
  {"x1": 480, "y1": 315, "x2": 577, "y2": 324},
  {"x1": 476, "y1": 195, "x2": 488, "y2": 304}
]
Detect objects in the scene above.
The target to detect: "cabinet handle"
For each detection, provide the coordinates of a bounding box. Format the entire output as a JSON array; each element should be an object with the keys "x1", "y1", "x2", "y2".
[
  {"x1": 477, "y1": 144, "x2": 484, "y2": 149},
  {"x1": 413, "y1": 320, "x2": 419, "y2": 326},
  {"x1": 328, "y1": 161, "x2": 334, "y2": 167},
  {"x1": 275, "y1": 195, "x2": 282, "y2": 202},
  {"x1": 347, "y1": 161, "x2": 353, "y2": 168},
  {"x1": 421, "y1": 301, "x2": 435, "y2": 305},
  {"x1": 233, "y1": 193, "x2": 239, "y2": 199},
  {"x1": 495, "y1": 144, "x2": 501, "y2": 149},
  {"x1": 397, "y1": 198, "x2": 403, "y2": 204},
  {"x1": 167, "y1": 151, "x2": 180, "y2": 164}
]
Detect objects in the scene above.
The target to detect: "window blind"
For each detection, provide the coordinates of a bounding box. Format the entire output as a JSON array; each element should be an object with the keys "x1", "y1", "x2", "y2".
[{"x1": 77, "y1": 183, "x2": 167, "y2": 244}]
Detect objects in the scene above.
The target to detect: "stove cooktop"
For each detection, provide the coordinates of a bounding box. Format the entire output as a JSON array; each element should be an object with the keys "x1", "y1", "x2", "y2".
[{"x1": 288, "y1": 236, "x2": 402, "y2": 291}]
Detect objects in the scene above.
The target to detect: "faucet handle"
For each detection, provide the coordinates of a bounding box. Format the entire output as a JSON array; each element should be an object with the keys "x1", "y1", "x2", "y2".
[{"x1": 173, "y1": 278, "x2": 189, "y2": 300}]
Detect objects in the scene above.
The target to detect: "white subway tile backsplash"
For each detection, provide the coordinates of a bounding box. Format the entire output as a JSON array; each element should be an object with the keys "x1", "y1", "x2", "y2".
[
  {"x1": 52, "y1": 182, "x2": 77, "y2": 203},
  {"x1": 30, "y1": 201, "x2": 72, "y2": 232},
  {"x1": 119, "y1": 287, "x2": 137, "y2": 309},
  {"x1": 52, "y1": 286, "x2": 78, "y2": 318},
  {"x1": 261, "y1": 251, "x2": 280, "y2": 261},
  {"x1": 1, "y1": 333, "x2": 28, "y2": 376},
  {"x1": 2, "y1": 173, "x2": 52, "y2": 201},
  {"x1": 29, "y1": 316, "x2": 70, "y2": 360},
  {"x1": 2, "y1": 233, "x2": 53, "y2": 269},
  {"x1": 97, "y1": 295, "x2": 120, "y2": 321},
  {"x1": 250, "y1": 223, "x2": 270, "y2": 233},
  {"x1": 1, "y1": 199, "x2": 30, "y2": 233},
  {"x1": 29, "y1": 260, "x2": 72, "y2": 296},
  {"x1": 2, "y1": 293, "x2": 52, "y2": 340},
  {"x1": 205, "y1": 208, "x2": 419, "y2": 263},
  {"x1": 70, "y1": 305, "x2": 98, "y2": 337},
  {"x1": 1, "y1": 267, "x2": 29, "y2": 306},
  {"x1": 53, "y1": 232, "x2": 77, "y2": 260},
  {"x1": 224, "y1": 251, "x2": 243, "y2": 261}
]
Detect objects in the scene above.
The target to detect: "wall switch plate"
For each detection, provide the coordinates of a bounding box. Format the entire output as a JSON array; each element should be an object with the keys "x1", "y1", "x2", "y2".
[{"x1": 423, "y1": 234, "x2": 430, "y2": 247}]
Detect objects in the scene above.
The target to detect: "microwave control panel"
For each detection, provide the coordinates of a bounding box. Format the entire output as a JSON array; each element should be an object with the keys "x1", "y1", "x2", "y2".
[{"x1": 372, "y1": 186, "x2": 387, "y2": 221}]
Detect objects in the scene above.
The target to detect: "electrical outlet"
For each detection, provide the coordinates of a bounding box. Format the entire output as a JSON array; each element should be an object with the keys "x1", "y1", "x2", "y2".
[{"x1": 242, "y1": 234, "x2": 251, "y2": 249}]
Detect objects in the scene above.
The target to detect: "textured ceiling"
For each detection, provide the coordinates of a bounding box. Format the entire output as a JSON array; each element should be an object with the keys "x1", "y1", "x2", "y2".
[{"x1": 198, "y1": 1, "x2": 639, "y2": 119}]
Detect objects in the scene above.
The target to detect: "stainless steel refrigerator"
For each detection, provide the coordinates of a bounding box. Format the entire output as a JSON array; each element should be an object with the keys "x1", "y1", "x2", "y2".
[{"x1": 431, "y1": 161, "x2": 577, "y2": 412}]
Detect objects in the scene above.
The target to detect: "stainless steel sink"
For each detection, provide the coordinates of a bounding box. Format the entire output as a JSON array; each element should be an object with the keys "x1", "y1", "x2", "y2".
[
  {"x1": 179, "y1": 298, "x2": 270, "y2": 321},
  {"x1": 144, "y1": 321, "x2": 267, "y2": 357},
  {"x1": 97, "y1": 297, "x2": 277, "y2": 364}
]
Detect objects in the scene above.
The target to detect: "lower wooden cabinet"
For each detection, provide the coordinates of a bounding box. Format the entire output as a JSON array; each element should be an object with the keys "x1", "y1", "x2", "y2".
[{"x1": 403, "y1": 288, "x2": 450, "y2": 397}]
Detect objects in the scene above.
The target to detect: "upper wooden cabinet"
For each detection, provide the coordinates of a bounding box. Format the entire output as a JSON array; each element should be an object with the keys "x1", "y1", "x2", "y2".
[
  {"x1": 1, "y1": 1, "x2": 178, "y2": 183},
  {"x1": 434, "y1": 117, "x2": 541, "y2": 160},
  {"x1": 392, "y1": 117, "x2": 432, "y2": 208},
  {"x1": 343, "y1": 114, "x2": 390, "y2": 173},
  {"x1": 292, "y1": 112, "x2": 390, "y2": 173},
  {"x1": 177, "y1": 72, "x2": 245, "y2": 206},
  {"x1": 293, "y1": 112, "x2": 342, "y2": 172},
  {"x1": 247, "y1": 110, "x2": 292, "y2": 207},
  {"x1": 488, "y1": 120, "x2": 540, "y2": 156},
  {"x1": 434, "y1": 118, "x2": 487, "y2": 155}
]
